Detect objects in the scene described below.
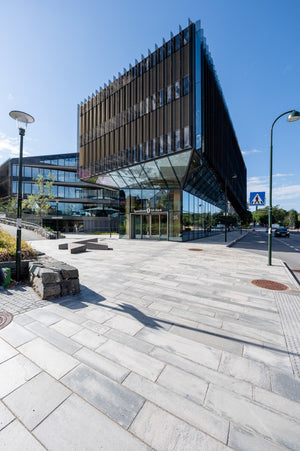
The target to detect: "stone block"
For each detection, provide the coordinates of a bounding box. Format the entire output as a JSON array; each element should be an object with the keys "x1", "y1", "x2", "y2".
[
  {"x1": 86, "y1": 242, "x2": 108, "y2": 250},
  {"x1": 39, "y1": 268, "x2": 62, "y2": 284},
  {"x1": 58, "y1": 243, "x2": 68, "y2": 250},
  {"x1": 75, "y1": 238, "x2": 98, "y2": 244},
  {"x1": 61, "y1": 279, "x2": 80, "y2": 296},
  {"x1": 35, "y1": 278, "x2": 61, "y2": 300},
  {"x1": 69, "y1": 243, "x2": 87, "y2": 254}
]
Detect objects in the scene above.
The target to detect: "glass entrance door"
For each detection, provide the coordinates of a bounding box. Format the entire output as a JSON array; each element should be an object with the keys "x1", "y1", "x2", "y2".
[{"x1": 132, "y1": 213, "x2": 168, "y2": 240}]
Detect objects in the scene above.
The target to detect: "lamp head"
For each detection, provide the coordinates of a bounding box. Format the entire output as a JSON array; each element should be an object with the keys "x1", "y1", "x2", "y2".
[
  {"x1": 9, "y1": 110, "x2": 35, "y2": 132},
  {"x1": 287, "y1": 110, "x2": 300, "y2": 122}
]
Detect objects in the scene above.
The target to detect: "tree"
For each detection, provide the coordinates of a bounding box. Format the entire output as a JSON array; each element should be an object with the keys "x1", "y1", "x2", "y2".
[
  {"x1": 286, "y1": 209, "x2": 298, "y2": 228},
  {"x1": 23, "y1": 173, "x2": 55, "y2": 220}
]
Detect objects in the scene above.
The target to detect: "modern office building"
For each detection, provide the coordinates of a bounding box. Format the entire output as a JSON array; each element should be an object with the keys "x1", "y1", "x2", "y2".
[
  {"x1": 78, "y1": 20, "x2": 246, "y2": 241},
  {"x1": 0, "y1": 152, "x2": 119, "y2": 232}
]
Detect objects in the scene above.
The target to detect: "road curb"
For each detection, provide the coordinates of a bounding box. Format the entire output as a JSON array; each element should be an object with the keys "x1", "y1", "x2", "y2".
[
  {"x1": 226, "y1": 230, "x2": 251, "y2": 248},
  {"x1": 282, "y1": 261, "x2": 300, "y2": 288}
]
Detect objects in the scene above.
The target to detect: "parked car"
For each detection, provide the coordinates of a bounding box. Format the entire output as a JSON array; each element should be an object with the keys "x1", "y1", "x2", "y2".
[{"x1": 274, "y1": 227, "x2": 290, "y2": 238}]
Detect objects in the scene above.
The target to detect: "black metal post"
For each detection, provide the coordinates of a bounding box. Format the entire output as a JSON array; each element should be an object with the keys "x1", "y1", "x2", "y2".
[
  {"x1": 16, "y1": 128, "x2": 25, "y2": 282},
  {"x1": 224, "y1": 179, "x2": 227, "y2": 242},
  {"x1": 56, "y1": 201, "x2": 59, "y2": 239}
]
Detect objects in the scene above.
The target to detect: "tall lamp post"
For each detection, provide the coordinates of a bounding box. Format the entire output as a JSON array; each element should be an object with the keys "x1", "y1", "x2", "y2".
[
  {"x1": 9, "y1": 111, "x2": 35, "y2": 282},
  {"x1": 268, "y1": 110, "x2": 300, "y2": 266},
  {"x1": 224, "y1": 174, "x2": 237, "y2": 242}
]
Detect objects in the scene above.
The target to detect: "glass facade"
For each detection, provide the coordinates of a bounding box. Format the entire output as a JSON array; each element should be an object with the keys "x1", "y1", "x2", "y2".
[
  {"x1": 78, "y1": 20, "x2": 247, "y2": 241},
  {"x1": 9, "y1": 153, "x2": 119, "y2": 219}
]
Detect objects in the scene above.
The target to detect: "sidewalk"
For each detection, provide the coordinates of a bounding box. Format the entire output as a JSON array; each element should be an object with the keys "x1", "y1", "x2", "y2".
[{"x1": 0, "y1": 233, "x2": 299, "y2": 450}]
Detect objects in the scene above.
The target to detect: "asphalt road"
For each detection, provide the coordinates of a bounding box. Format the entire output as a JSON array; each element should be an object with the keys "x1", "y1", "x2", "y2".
[{"x1": 233, "y1": 228, "x2": 300, "y2": 283}]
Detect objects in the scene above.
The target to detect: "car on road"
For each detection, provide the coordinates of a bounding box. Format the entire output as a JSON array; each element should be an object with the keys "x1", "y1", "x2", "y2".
[{"x1": 274, "y1": 227, "x2": 290, "y2": 238}]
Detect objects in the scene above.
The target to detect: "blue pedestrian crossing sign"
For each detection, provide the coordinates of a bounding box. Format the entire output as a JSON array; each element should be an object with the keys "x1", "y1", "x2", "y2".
[{"x1": 250, "y1": 192, "x2": 265, "y2": 206}]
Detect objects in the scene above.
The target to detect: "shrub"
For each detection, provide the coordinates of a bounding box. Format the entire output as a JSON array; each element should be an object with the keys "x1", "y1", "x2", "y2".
[{"x1": 0, "y1": 229, "x2": 37, "y2": 261}]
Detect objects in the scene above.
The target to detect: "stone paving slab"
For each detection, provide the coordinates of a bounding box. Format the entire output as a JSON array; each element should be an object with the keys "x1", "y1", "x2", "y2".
[{"x1": 0, "y1": 235, "x2": 299, "y2": 449}]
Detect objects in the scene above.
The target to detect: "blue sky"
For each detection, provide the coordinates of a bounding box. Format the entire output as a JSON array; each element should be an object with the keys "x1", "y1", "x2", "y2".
[{"x1": 1, "y1": 0, "x2": 299, "y2": 211}]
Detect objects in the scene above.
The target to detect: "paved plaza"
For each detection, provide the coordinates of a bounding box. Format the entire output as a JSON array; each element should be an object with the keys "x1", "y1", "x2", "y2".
[{"x1": 0, "y1": 231, "x2": 300, "y2": 450}]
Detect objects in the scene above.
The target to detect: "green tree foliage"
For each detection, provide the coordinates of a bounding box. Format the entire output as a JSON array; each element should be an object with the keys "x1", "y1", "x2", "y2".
[
  {"x1": 287, "y1": 209, "x2": 298, "y2": 227},
  {"x1": 23, "y1": 173, "x2": 55, "y2": 218}
]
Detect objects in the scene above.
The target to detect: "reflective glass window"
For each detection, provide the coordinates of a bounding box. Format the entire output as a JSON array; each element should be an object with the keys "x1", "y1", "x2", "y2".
[
  {"x1": 152, "y1": 94, "x2": 156, "y2": 110},
  {"x1": 175, "y1": 80, "x2": 180, "y2": 99},
  {"x1": 24, "y1": 183, "x2": 31, "y2": 194},
  {"x1": 68, "y1": 187, "x2": 75, "y2": 198},
  {"x1": 155, "y1": 156, "x2": 179, "y2": 188},
  {"x1": 184, "y1": 126, "x2": 190, "y2": 148},
  {"x1": 51, "y1": 185, "x2": 57, "y2": 196},
  {"x1": 12, "y1": 165, "x2": 18, "y2": 176},
  {"x1": 175, "y1": 129, "x2": 181, "y2": 151},
  {"x1": 167, "y1": 41, "x2": 171, "y2": 56},
  {"x1": 183, "y1": 75, "x2": 189, "y2": 95},
  {"x1": 159, "y1": 89, "x2": 164, "y2": 107},
  {"x1": 152, "y1": 53, "x2": 156, "y2": 66},
  {"x1": 160, "y1": 47, "x2": 164, "y2": 62},
  {"x1": 58, "y1": 159, "x2": 65, "y2": 166},
  {"x1": 167, "y1": 86, "x2": 172, "y2": 103},
  {"x1": 58, "y1": 171, "x2": 64, "y2": 182},
  {"x1": 24, "y1": 167, "x2": 31, "y2": 178},
  {"x1": 160, "y1": 136, "x2": 164, "y2": 155},
  {"x1": 167, "y1": 133, "x2": 172, "y2": 153},
  {"x1": 12, "y1": 182, "x2": 17, "y2": 193},
  {"x1": 142, "y1": 160, "x2": 166, "y2": 188},
  {"x1": 140, "y1": 101, "x2": 143, "y2": 117},
  {"x1": 58, "y1": 186, "x2": 64, "y2": 198},
  {"x1": 145, "y1": 98, "x2": 149, "y2": 114},
  {"x1": 183, "y1": 28, "x2": 189, "y2": 45},
  {"x1": 175, "y1": 35, "x2": 180, "y2": 51},
  {"x1": 168, "y1": 150, "x2": 192, "y2": 184},
  {"x1": 31, "y1": 167, "x2": 39, "y2": 178}
]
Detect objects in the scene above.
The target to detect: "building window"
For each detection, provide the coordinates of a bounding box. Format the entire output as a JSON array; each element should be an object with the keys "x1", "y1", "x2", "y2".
[
  {"x1": 139, "y1": 144, "x2": 143, "y2": 162},
  {"x1": 175, "y1": 129, "x2": 181, "y2": 151},
  {"x1": 167, "y1": 85, "x2": 172, "y2": 103},
  {"x1": 12, "y1": 182, "x2": 17, "y2": 194},
  {"x1": 152, "y1": 53, "x2": 156, "y2": 66},
  {"x1": 159, "y1": 89, "x2": 164, "y2": 107},
  {"x1": 160, "y1": 47, "x2": 164, "y2": 62},
  {"x1": 167, "y1": 133, "x2": 172, "y2": 153},
  {"x1": 152, "y1": 138, "x2": 156, "y2": 158},
  {"x1": 160, "y1": 136, "x2": 164, "y2": 155},
  {"x1": 152, "y1": 93, "x2": 156, "y2": 111},
  {"x1": 183, "y1": 28, "x2": 189, "y2": 45},
  {"x1": 58, "y1": 186, "x2": 64, "y2": 198},
  {"x1": 167, "y1": 41, "x2": 171, "y2": 56},
  {"x1": 145, "y1": 98, "x2": 149, "y2": 114},
  {"x1": 184, "y1": 126, "x2": 190, "y2": 148},
  {"x1": 175, "y1": 35, "x2": 180, "y2": 51},
  {"x1": 175, "y1": 80, "x2": 180, "y2": 99},
  {"x1": 12, "y1": 165, "x2": 18, "y2": 176},
  {"x1": 183, "y1": 76, "x2": 189, "y2": 95},
  {"x1": 145, "y1": 141, "x2": 149, "y2": 160},
  {"x1": 140, "y1": 101, "x2": 143, "y2": 117}
]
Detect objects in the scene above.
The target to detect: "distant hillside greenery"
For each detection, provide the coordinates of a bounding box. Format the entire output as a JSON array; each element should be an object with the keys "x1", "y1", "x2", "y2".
[
  {"x1": 252, "y1": 207, "x2": 299, "y2": 228},
  {"x1": 0, "y1": 228, "x2": 37, "y2": 261}
]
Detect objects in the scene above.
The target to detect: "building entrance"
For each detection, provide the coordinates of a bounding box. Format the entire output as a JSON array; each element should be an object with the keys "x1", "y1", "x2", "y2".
[{"x1": 131, "y1": 212, "x2": 168, "y2": 240}]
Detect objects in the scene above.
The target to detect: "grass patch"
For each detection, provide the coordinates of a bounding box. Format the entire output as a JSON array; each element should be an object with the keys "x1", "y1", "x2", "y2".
[
  {"x1": 83, "y1": 232, "x2": 119, "y2": 235},
  {"x1": 0, "y1": 228, "x2": 37, "y2": 261}
]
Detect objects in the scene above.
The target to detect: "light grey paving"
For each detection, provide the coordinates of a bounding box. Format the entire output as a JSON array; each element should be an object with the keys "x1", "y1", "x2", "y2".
[
  {"x1": 26, "y1": 321, "x2": 82, "y2": 354},
  {"x1": 0, "y1": 322, "x2": 35, "y2": 347},
  {"x1": 4, "y1": 372, "x2": 70, "y2": 430},
  {"x1": 243, "y1": 343, "x2": 293, "y2": 373},
  {"x1": 228, "y1": 424, "x2": 286, "y2": 451},
  {"x1": 71, "y1": 328, "x2": 107, "y2": 349},
  {"x1": 82, "y1": 319, "x2": 110, "y2": 335},
  {"x1": 254, "y1": 386, "x2": 300, "y2": 421},
  {"x1": 157, "y1": 364, "x2": 208, "y2": 405},
  {"x1": 270, "y1": 368, "x2": 300, "y2": 402},
  {"x1": 219, "y1": 352, "x2": 271, "y2": 389},
  {"x1": 73, "y1": 347, "x2": 129, "y2": 382},
  {"x1": 0, "y1": 402, "x2": 14, "y2": 431},
  {"x1": 150, "y1": 346, "x2": 253, "y2": 398},
  {"x1": 33, "y1": 394, "x2": 149, "y2": 450},
  {"x1": 18, "y1": 337, "x2": 78, "y2": 379},
  {"x1": 96, "y1": 339, "x2": 164, "y2": 381},
  {"x1": 104, "y1": 328, "x2": 154, "y2": 353},
  {"x1": 0, "y1": 420, "x2": 44, "y2": 450},
  {"x1": 275, "y1": 292, "x2": 300, "y2": 377},
  {"x1": 205, "y1": 384, "x2": 300, "y2": 450},
  {"x1": 103, "y1": 313, "x2": 144, "y2": 335},
  {"x1": 50, "y1": 318, "x2": 83, "y2": 337},
  {"x1": 61, "y1": 364, "x2": 144, "y2": 428},
  {"x1": 135, "y1": 327, "x2": 222, "y2": 369},
  {"x1": 0, "y1": 338, "x2": 18, "y2": 363},
  {"x1": 130, "y1": 401, "x2": 229, "y2": 450},
  {"x1": 123, "y1": 372, "x2": 229, "y2": 443},
  {"x1": 0, "y1": 354, "x2": 40, "y2": 398},
  {"x1": 25, "y1": 308, "x2": 62, "y2": 326}
]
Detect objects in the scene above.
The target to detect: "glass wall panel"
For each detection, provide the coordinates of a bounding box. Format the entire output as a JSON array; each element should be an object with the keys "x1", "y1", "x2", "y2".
[{"x1": 168, "y1": 150, "x2": 191, "y2": 186}]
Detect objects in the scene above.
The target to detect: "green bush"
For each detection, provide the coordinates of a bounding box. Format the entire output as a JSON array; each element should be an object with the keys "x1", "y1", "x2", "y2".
[{"x1": 0, "y1": 229, "x2": 37, "y2": 261}]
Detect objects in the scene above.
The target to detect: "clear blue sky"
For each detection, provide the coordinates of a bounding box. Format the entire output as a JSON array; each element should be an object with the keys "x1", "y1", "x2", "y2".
[{"x1": 1, "y1": 0, "x2": 299, "y2": 212}]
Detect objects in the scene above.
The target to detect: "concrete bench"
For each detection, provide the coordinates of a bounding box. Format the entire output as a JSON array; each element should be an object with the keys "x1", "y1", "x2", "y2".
[
  {"x1": 85, "y1": 242, "x2": 108, "y2": 250},
  {"x1": 69, "y1": 243, "x2": 87, "y2": 254},
  {"x1": 58, "y1": 243, "x2": 68, "y2": 250}
]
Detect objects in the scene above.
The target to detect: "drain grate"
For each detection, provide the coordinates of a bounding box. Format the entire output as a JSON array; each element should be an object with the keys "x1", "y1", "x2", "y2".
[
  {"x1": 251, "y1": 279, "x2": 289, "y2": 291},
  {"x1": 0, "y1": 311, "x2": 13, "y2": 330},
  {"x1": 188, "y1": 249, "x2": 203, "y2": 252}
]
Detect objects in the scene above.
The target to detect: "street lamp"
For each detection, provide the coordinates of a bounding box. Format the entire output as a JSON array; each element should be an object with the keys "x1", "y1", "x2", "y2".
[
  {"x1": 224, "y1": 174, "x2": 237, "y2": 242},
  {"x1": 268, "y1": 109, "x2": 300, "y2": 266},
  {"x1": 9, "y1": 110, "x2": 35, "y2": 282}
]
